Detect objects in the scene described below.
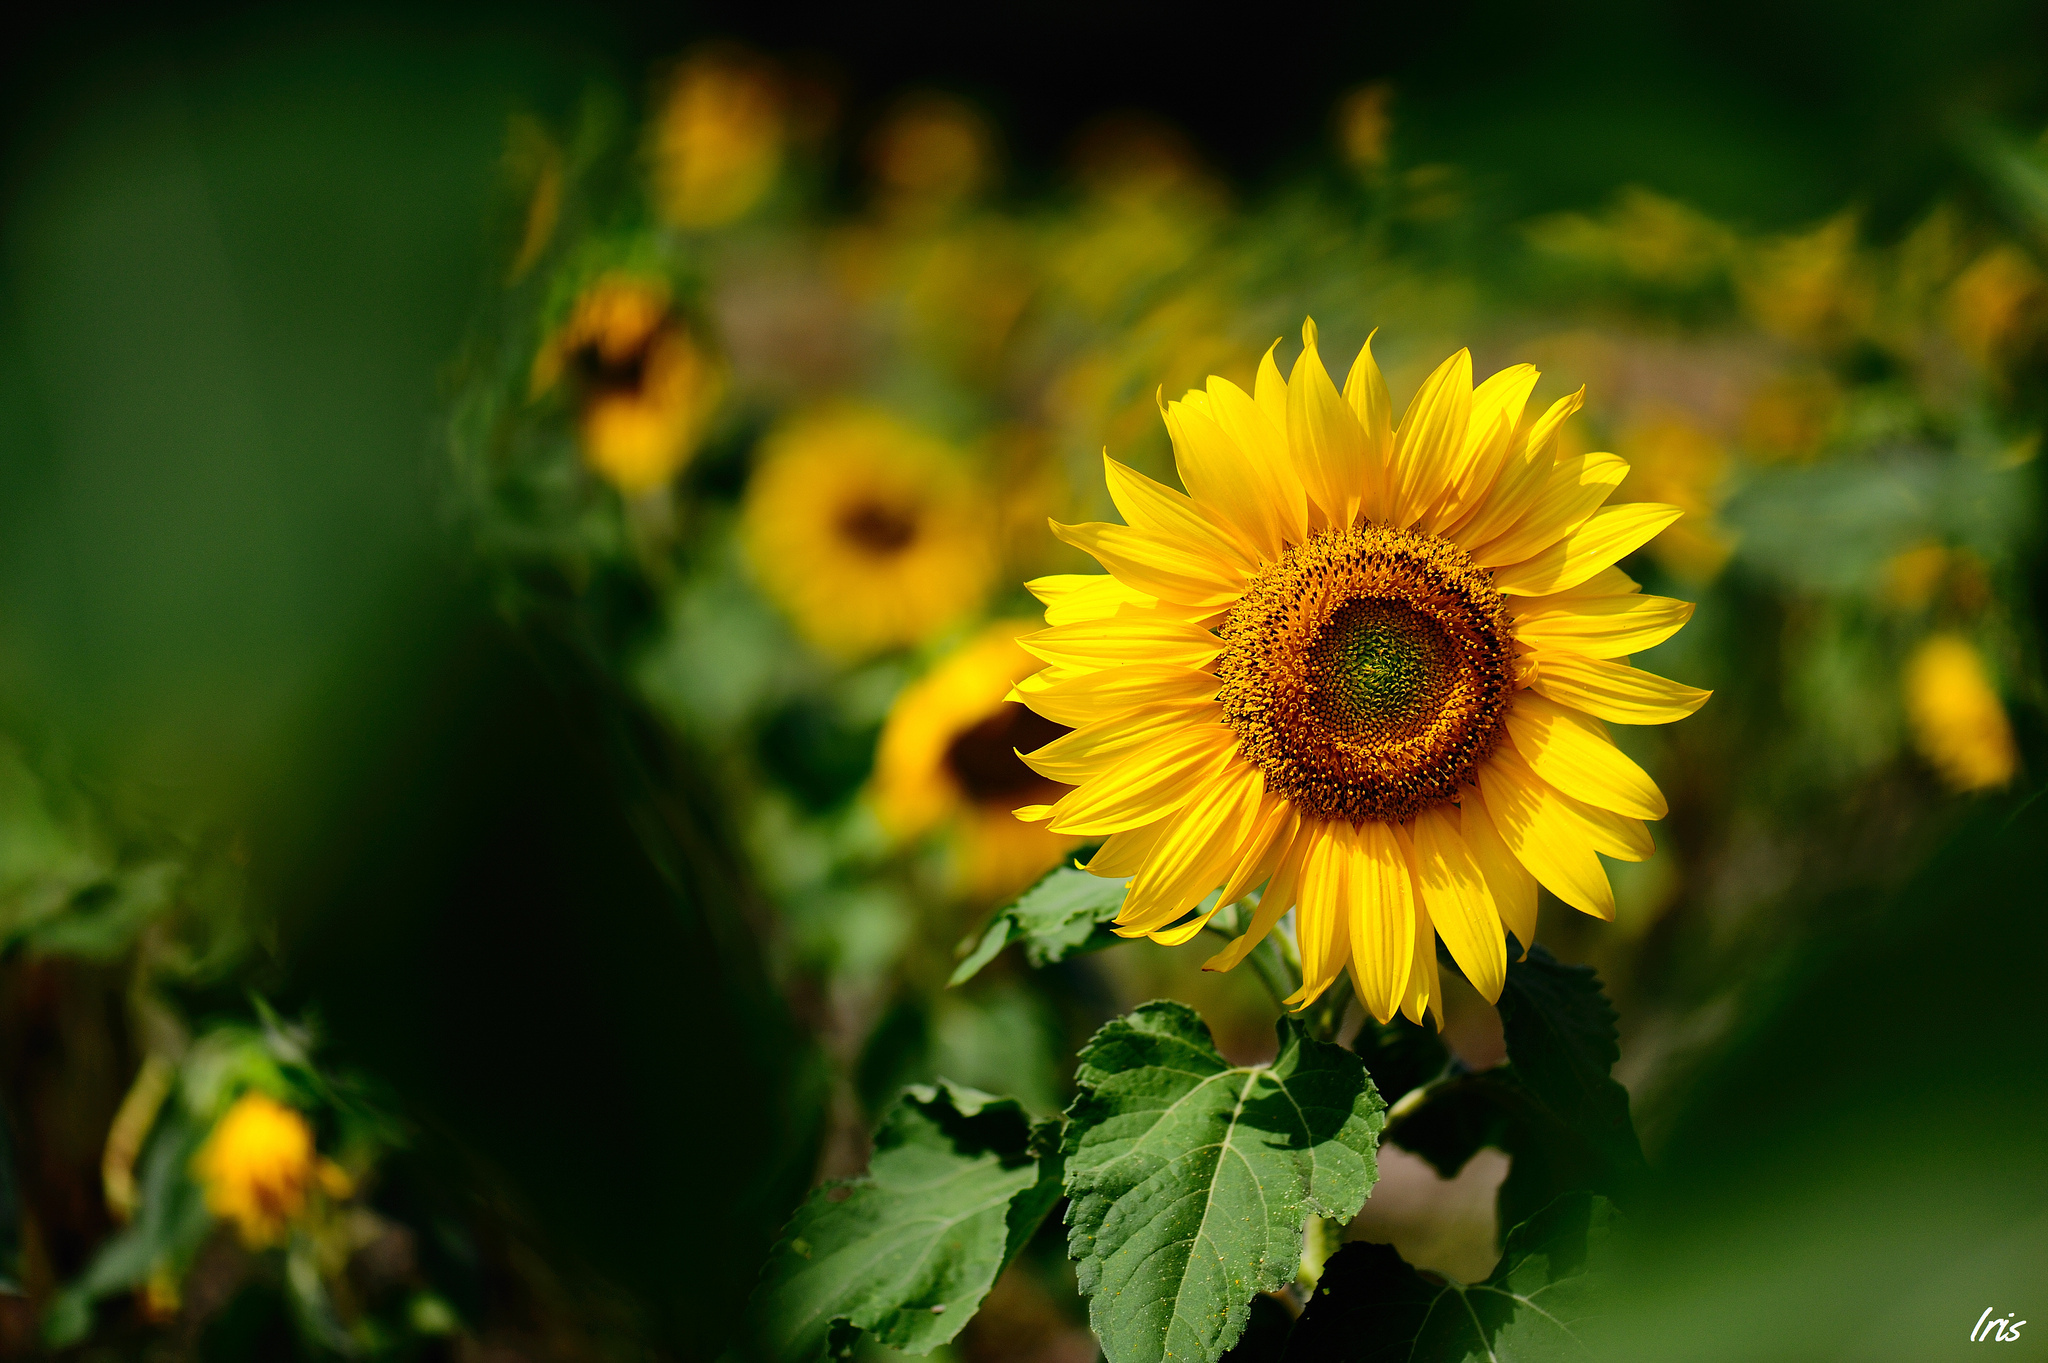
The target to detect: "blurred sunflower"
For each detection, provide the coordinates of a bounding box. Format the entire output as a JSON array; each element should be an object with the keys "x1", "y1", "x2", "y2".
[
  {"x1": 191, "y1": 1092, "x2": 350, "y2": 1249},
  {"x1": 873, "y1": 621, "x2": 1081, "y2": 899},
  {"x1": 652, "y1": 49, "x2": 785, "y2": 230},
  {"x1": 1015, "y1": 321, "x2": 1708, "y2": 1023},
  {"x1": 532, "y1": 276, "x2": 725, "y2": 495},
  {"x1": 1905, "y1": 634, "x2": 2017, "y2": 792},
  {"x1": 744, "y1": 406, "x2": 995, "y2": 658}
]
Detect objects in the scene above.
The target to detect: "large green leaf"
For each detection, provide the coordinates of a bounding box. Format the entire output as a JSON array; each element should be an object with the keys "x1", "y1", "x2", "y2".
[
  {"x1": 949, "y1": 865, "x2": 1129, "y2": 985},
  {"x1": 1282, "y1": 1193, "x2": 1617, "y2": 1362},
  {"x1": 751, "y1": 1081, "x2": 1058, "y2": 1361},
  {"x1": 1062, "y1": 1001, "x2": 1385, "y2": 1363},
  {"x1": 1495, "y1": 946, "x2": 1645, "y2": 1186}
]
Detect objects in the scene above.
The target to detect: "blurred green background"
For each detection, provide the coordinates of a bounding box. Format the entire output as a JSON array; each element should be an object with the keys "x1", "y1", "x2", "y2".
[{"x1": 1, "y1": 2, "x2": 2045, "y2": 1359}]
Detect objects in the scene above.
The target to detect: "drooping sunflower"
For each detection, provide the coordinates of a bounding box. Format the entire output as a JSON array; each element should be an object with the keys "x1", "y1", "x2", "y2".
[
  {"x1": 1014, "y1": 321, "x2": 1709, "y2": 1024},
  {"x1": 872, "y1": 621, "x2": 1081, "y2": 899},
  {"x1": 531, "y1": 275, "x2": 724, "y2": 494},
  {"x1": 744, "y1": 406, "x2": 995, "y2": 659}
]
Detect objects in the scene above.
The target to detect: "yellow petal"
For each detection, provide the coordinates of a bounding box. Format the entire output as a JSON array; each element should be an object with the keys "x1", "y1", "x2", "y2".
[
  {"x1": 1050, "y1": 518, "x2": 1246, "y2": 608},
  {"x1": 1254, "y1": 338, "x2": 1289, "y2": 433},
  {"x1": 1018, "y1": 663, "x2": 1219, "y2": 728},
  {"x1": 1490, "y1": 502, "x2": 1684, "y2": 597},
  {"x1": 1167, "y1": 395, "x2": 1294, "y2": 561},
  {"x1": 1475, "y1": 745, "x2": 1615, "y2": 920},
  {"x1": 1022, "y1": 700, "x2": 1222, "y2": 783},
  {"x1": 1118, "y1": 762, "x2": 1264, "y2": 929},
  {"x1": 1504, "y1": 693, "x2": 1668, "y2": 820},
  {"x1": 1397, "y1": 875, "x2": 1444, "y2": 1029},
  {"x1": 1101, "y1": 457, "x2": 1258, "y2": 573},
  {"x1": 1349, "y1": 821, "x2": 1416, "y2": 1024},
  {"x1": 1554, "y1": 787, "x2": 1654, "y2": 862},
  {"x1": 1018, "y1": 618, "x2": 1221, "y2": 672},
  {"x1": 1409, "y1": 807, "x2": 1506, "y2": 1003},
  {"x1": 1340, "y1": 330, "x2": 1395, "y2": 522},
  {"x1": 1390, "y1": 349, "x2": 1474, "y2": 528},
  {"x1": 1085, "y1": 818, "x2": 1172, "y2": 877},
  {"x1": 1449, "y1": 386, "x2": 1583, "y2": 548},
  {"x1": 1512, "y1": 593, "x2": 1693, "y2": 659},
  {"x1": 1201, "y1": 814, "x2": 1309, "y2": 972},
  {"x1": 1429, "y1": 363, "x2": 1539, "y2": 532},
  {"x1": 1215, "y1": 794, "x2": 1296, "y2": 906},
  {"x1": 1026, "y1": 573, "x2": 1156, "y2": 626},
  {"x1": 1044, "y1": 727, "x2": 1235, "y2": 836},
  {"x1": 1287, "y1": 321, "x2": 1370, "y2": 529},
  {"x1": 1284, "y1": 823, "x2": 1353, "y2": 1008},
  {"x1": 1529, "y1": 652, "x2": 1712, "y2": 724},
  {"x1": 1459, "y1": 784, "x2": 1536, "y2": 954},
  {"x1": 1470, "y1": 452, "x2": 1630, "y2": 568},
  {"x1": 1205, "y1": 376, "x2": 1309, "y2": 548}
]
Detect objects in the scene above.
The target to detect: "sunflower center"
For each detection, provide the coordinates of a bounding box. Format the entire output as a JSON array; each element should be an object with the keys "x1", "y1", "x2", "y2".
[
  {"x1": 944, "y1": 702, "x2": 1069, "y2": 804},
  {"x1": 838, "y1": 498, "x2": 920, "y2": 554},
  {"x1": 1217, "y1": 524, "x2": 1515, "y2": 824}
]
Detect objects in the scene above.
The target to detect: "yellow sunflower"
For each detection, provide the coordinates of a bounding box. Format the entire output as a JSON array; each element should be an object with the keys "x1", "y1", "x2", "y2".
[
  {"x1": 873, "y1": 621, "x2": 1081, "y2": 899},
  {"x1": 191, "y1": 1092, "x2": 351, "y2": 1248},
  {"x1": 652, "y1": 49, "x2": 786, "y2": 231},
  {"x1": 531, "y1": 276, "x2": 724, "y2": 494},
  {"x1": 744, "y1": 406, "x2": 995, "y2": 659},
  {"x1": 1013, "y1": 321, "x2": 1709, "y2": 1024}
]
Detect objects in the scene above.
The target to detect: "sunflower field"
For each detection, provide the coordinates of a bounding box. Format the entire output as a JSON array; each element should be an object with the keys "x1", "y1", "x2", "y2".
[{"x1": 0, "y1": 8, "x2": 2044, "y2": 1362}]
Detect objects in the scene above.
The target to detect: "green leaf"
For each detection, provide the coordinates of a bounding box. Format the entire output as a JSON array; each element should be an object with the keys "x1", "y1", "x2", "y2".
[
  {"x1": 751, "y1": 1080, "x2": 1058, "y2": 1362},
  {"x1": 1282, "y1": 1193, "x2": 1617, "y2": 1362},
  {"x1": 1494, "y1": 946, "x2": 1647, "y2": 1189},
  {"x1": 1062, "y1": 1001, "x2": 1385, "y2": 1363},
  {"x1": 949, "y1": 866, "x2": 1129, "y2": 985},
  {"x1": 1354, "y1": 1014, "x2": 1453, "y2": 1108}
]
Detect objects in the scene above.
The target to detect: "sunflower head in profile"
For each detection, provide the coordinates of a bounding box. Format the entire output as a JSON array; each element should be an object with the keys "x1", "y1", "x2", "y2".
[
  {"x1": 1014, "y1": 320, "x2": 1710, "y2": 1024},
  {"x1": 743, "y1": 406, "x2": 996, "y2": 659},
  {"x1": 532, "y1": 275, "x2": 724, "y2": 494},
  {"x1": 873, "y1": 621, "x2": 1081, "y2": 899}
]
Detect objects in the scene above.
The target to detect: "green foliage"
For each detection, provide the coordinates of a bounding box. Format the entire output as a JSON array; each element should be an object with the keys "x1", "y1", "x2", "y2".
[
  {"x1": 1388, "y1": 947, "x2": 1645, "y2": 1235},
  {"x1": 1282, "y1": 1194, "x2": 1618, "y2": 1362},
  {"x1": 1062, "y1": 1002, "x2": 1385, "y2": 1363},
  {"x1": 949, "y1": 864, "x2": 1130, "y2": 985},
  {"x1": 1353, "y1": 1014, "x2": 1453, "y2": 1108},
  {"x1": 752, "y1": 1081, "x2": 1061, "y2": 1361}
]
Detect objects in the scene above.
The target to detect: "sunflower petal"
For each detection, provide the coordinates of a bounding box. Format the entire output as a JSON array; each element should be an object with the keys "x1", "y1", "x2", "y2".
[
  {"x1": 1429, "y1": 363, "x2": 1539, "y2": 532},
  {"x1": 1166, "y1": 395, "x2": 1298, "y2": 562},
  {"x1": 1529, "y1": 652, "x2": 1713, "y2": 724},
  {"x1": 1513, "y1": 592, "x2": 1694, "y2": 659},
  {"x1": 1043, "y1": 727, "x2": 1235, "y2": 836},
  {"x1": 1555, "y1": 787, "x2": 1654, "y2": 861},
  {"x1": 1476, "y1": 745, "x2": 1615, "y2": 920},
  {"x1": 1216, "y1": 793, "x2": 1296, "y2": 907},
  {"x1": 1341, "y1": 330, "x2": 1395, "y2": 522},
  {"x1": 1201, "y1": 815, "x2": 1308, "y2": 972},
  {"x1": 1469, "y1": 452, "x2": 1630, "y2": 567},
  {"x1": 1050, "y1": 518, "x2": 1247, "y2": 608},
  {"x1": 1284, "y1": 822, "x2": 1354, "y2": 1008},
  {"x1": 1018, "y1": 618, "x2": 1221, "y2": 672},
  {"x1": 1205, "y1": 376, "x2": 1309, "y2": 548},
  {"x1": 1021, "y1": 699, "x2": 1221, "y2": 783},
  {"x1": 1015, "y1": 663, "x2": 1219, "y2": 727},
  {"x1": 1027, "y1": 573, "x2": 1156, "y2": 625},
  {"x1": 1084, "y1": 818, "x2": 1173, "y2": 877},
  {"x1": 1450, "y1": 386, "x2": 1583, "y2": 548},
  {"x1": 1397, "y1": 876, "x2": 1444, "y2": 1029},
  {"x1": 1504, "y1": 693, "x2": 1668, "y2": 820},
  {"x1": 1118, "y1": 763, "x2": 1264, "y2": 929},
  {"x1": 1409, "y1": 807, "x2": 1506, "y2": 1003},
  {"x1": 1100, "y1": 457, "x2": 1258, "y2": 573},
  {"x1": 1350, "y1": 822, "x2": 1416, "y2": 1024},
  {"x1": 1390, "y1": 349, "x2": 1474, "y2": 528},
  {"x1": 1255, "y1": 338, "x2": 1289, "y2": 432},
  {"x1": 1287, "y1": 322, "x2": 1370, "y2": 529},
  {"x1": 1490, "y1": 502, "x2": 1684, "y2": 597},
  {"x1": 1459, "y1": 784, "x2": 1537, "y2": 954}
]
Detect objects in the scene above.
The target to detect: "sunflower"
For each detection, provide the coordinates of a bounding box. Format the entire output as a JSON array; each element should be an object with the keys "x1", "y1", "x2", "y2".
[
  {"x1": 872, "y1": 621, "x2": 1081, "y2": 898},
  {"x1": 744, "y1": 406, "x2": 995, "y2": 659},
  {"x1": 1904, "y1": 633, "x2": 2016, "y2": 793},
  {"x1": 1013, "y1": 321, "x2": 1708, "y2": 1023},
  {"x1": 531, "y1": 276, "x2": 724, "y2": 494},
  {"x1": 652, "y1": 49, "x2": 786, "y2": 230},
  {"x1": 191, "y1": 1092, "x2": 351, "y2": 1248}
]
